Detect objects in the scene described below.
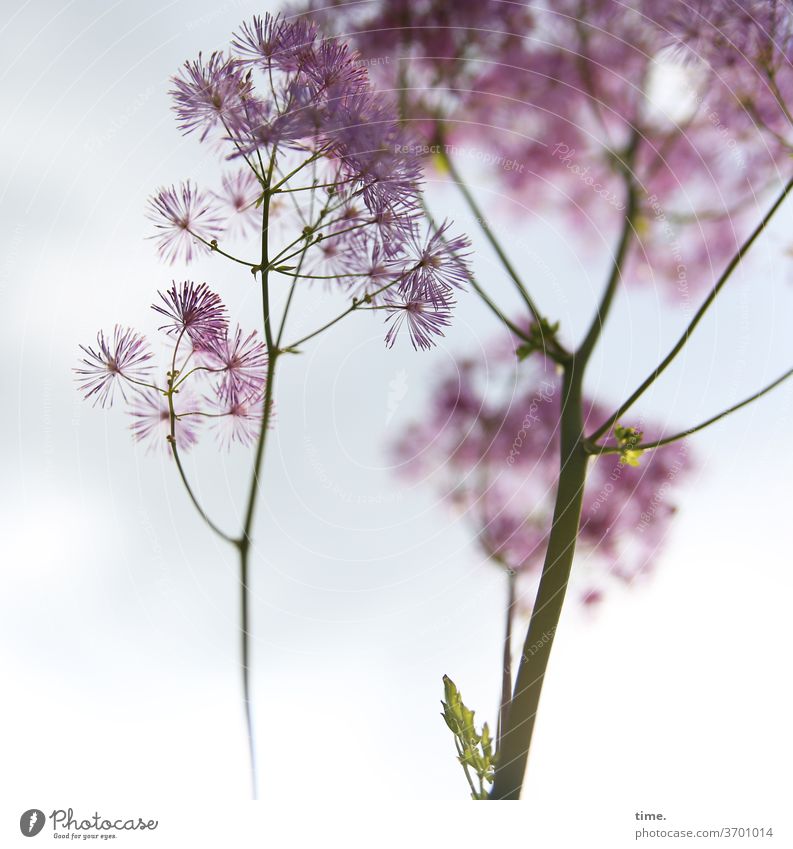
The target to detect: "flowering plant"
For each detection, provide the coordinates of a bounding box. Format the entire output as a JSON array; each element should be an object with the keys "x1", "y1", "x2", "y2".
[
  {"x1": 75, "y1": 13, "x2": 468, "y2": 797},
  {"x1": 301, "y1": 0, "x2": 793, "y2": 798}
]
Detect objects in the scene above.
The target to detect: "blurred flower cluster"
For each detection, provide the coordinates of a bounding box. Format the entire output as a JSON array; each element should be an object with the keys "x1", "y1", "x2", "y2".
[
  {"x1": 391, "y1": 341, "x2": 694, "y2": 609},
  {"x1": 297, "y1": 0, "x2": 793, "y2": 295}
]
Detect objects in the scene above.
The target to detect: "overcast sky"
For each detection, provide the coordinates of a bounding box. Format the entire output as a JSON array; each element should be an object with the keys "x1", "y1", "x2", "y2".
[{"x1": 1, "y1": 2, "x2": 792, "y2": 846}]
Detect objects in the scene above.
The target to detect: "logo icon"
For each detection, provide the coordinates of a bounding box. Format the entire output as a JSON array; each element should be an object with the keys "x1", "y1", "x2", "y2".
[{"x1": 20, "y1": 809, "x2": 45, "y2": 837}]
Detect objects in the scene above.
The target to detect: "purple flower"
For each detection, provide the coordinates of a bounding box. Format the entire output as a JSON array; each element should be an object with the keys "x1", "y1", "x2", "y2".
[
  {"x1": 400, "y1": 221, "x2": 470, "y2": 306},
  {"x1": 368, "y1": 200, "x2": 420, "y2": 257},
  {"x1": 170, "y1": 52, "x2": 251, "y2": 141},
  {"x1": 204, "y1": 325, "x2": 268, "y2": 405},
  {"x1": 146, "y1": 182, "x2": 224, "y2": 265},
  {"x1": 75, "y1": 326, "x2": 154, "y2": 408},
  {"x1": 329, "y1": 93, "x2": 423, "y2": 215},
  {"x1": 152, "y1": 281, "x2": 228, "y2": 349},
  {"x1": 213, "y1": 170, "x2": 262, "y2": 237},
  {"x1": 210, "y1": 393, "x2": 265, "y2": 449},
  {"x1": 301, "y1": 38, "x2": 368, "y2": 103},
  {"x1": 384, "y1": 295, "x2": 454, "y2": 350},
  {"x1": 299, "y1": 0, "x2": 791, "y2": 298},
  {"x1": 129, "y1": 390, "x2": 201, "y2": 453},
  {"x1": 229, "y1": 94, "x2": 316, "y2": 155},
  {"x1": 231, "y1": 14, "x2": 317, "y2": 73},
  {"x1": 346, "y1": 238, "x2": 399, "y2": 295}
]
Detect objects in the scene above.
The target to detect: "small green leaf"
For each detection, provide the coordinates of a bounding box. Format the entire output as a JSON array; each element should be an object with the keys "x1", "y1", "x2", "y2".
[
  {"x1": 515, "y1": 318, "x2": 561, "y2": 361},
  {"x1": 516, "y1": 342, "x2": 534, "y2": 361},
  {"x1": 440, "y1": 676, "x2": 497, "y2": 800}
]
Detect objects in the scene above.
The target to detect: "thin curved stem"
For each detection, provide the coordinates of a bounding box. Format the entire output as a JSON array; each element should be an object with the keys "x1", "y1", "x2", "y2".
[
  {"x1": 274, "y1": 270, "x2": 370, "y2": 280},
  {"x1": 123, "y1": 375, "x2": 164, "y2": 393},
  {"x1": 435, "y1": 139, "x2": 544, "y2": 327},
  {"x1": 164, "y1": 330, "x2": 236, "y2": 544},
  {"x1": 284, "y1": 268, "x2": 416, "y2": 350},
  {"x1": 454, "y1": 736, "x2": 479, "y2": 799},
  {"x1": 275, "y1": 229, "x2": 313, "y2": 349},
  {"x1": 269, "y1": 145, "x2": 332, "y2": 193},
  {"x1": 267, "y1": 221, "x2": 369, "y2": 271},
  {"x1": 576, "y1": 137, "x2": 639, "y2": 363},
  {"x1": 418, "y1": 196, "x2": 536, "y2": 345},
  {"x1": 190, "y1": 232, "x2": 257, "y2": 268},
  {"x1": 172, "y1": 365, "x2": 223, "y2": 389},
  {"x1": 586, "y1": 364, "x2": 793, "y2": 455},
  {"x1": 220, "y1": 116, "x2": 264, "y2": 183},
  {"x1": 284, "y1": 302, "x2": 359, "y2": 349},
  {"x1": 170, "y1": 442, "x2": 237, "y2": 545},
  {"x1": 275, "y1": 178, "x2": 356, "y2": 194},
  {"x1": 497, "y1": 569, "x2": 517, "y2": 752},
  {"x1": 235, "y1": 150, "x2": 278, "y2": 802},
  {"x1": 590, "y1": 174, "x2": 793, "y2": 443}
]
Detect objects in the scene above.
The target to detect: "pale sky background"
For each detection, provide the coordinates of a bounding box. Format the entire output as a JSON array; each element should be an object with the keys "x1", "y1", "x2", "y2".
[{"x1": 1, "y1": 2, "x2": 792, "y2": 847}]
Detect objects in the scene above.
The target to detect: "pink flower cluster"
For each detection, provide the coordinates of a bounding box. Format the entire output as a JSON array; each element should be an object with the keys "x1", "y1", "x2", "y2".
[
  {"x1": 390, "y1": 344, "x2": 693, "y2": 609},
  {"x1": 75, "y1": 282, "x2": 268, "y2": 451},
  {"x1": 145, "y1": 13, "x2": 470, "y2": 350},
  {"x1": 298, "y1": 0, "x2": 793, "y2": 296}
]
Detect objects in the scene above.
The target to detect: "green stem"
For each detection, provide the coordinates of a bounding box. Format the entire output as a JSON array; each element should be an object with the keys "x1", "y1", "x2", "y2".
[
  {"x1": 490, "y1": 362, "x2": 588, "y2": 800},
  {"x1": 165, "y1": 330, "x2": 235, "y2": 544},
  {"x1": 590, "y1": 174, "x2": 793, "y2": 443},
  {"x1": 454, "y1": 737, "x2": 479, "y2": 799},
  {"x1": 497, "y1": 569, "x2": 517, "y2": 752},
  {"x1": 267, "y1": 221, "x2": 369, "y2": 271},
  {"x1": 269, "y1": 146, "x2": 331, "y2": 193},
  {"x1": 576, "y1": 144, "x2": 639, "y2": 363},
  {"x1": 284, "y1": 265, "x2": 418, "y2": 350},
  {"x1": 436, "y1": 139, "x2": 544, "y2": 327},
  {"x1": 235, "y1": 152, "x2": 278, "y2": 802},
  {"x1": 237, "y1": 535, "x2": 258, "y2": 800},
  {"x1": 418, "y1": 196, "x2": 539, "y2": 347},
  {"x1": 190, "y1": 232, "x2": 257, "y2": 268},
  {"x1": 275, "y1": 178, "x2": 356, "y2": 194},
  {"x1": 170, "y1": 443, "x2": 237, "y2": 545},
  {"x1": 489, "y1": 168, "x2": 639, "y2": 797},
  {"x1": 275, "y1": 231, "x2": 313, "y2": 349},
  {"x1": 586, "y1": 363, "x2": 793, "y2": 454}
]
